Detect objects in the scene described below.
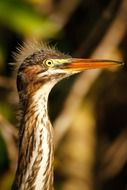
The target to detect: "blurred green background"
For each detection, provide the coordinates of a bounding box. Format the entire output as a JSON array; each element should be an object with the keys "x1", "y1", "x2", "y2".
[{"x1": 0, "y1": 0, "x2": 127, "y2": 189}]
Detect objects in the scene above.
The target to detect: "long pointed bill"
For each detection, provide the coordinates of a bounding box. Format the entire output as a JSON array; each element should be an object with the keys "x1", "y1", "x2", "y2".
[{"x1": 63, "y1": 58, "x2": 123, "y2": 72}]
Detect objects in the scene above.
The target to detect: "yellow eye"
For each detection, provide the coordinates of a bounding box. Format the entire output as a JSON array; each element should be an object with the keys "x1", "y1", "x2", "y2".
[{"x1": 44, "y1": 59, "x2": 54, "y2": 67}]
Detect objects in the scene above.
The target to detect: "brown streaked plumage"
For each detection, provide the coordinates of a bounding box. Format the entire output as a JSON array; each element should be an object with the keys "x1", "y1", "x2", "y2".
[{"x1": 12, "y1": 41, "x2": 123, "y2": 190}]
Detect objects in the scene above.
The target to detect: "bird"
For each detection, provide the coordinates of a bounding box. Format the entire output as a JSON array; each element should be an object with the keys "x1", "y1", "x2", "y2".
[{"x1": 12, "y1": 41, "x2": 122, "y2": 190}]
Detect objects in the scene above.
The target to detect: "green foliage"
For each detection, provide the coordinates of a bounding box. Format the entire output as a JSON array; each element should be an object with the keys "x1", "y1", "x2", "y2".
[
  {"x1": 0, "y1": 102, "x2": 13, "y2": 122},
  {"x1": 0, "y1": 0, "x2": 60, "y2": 38}
]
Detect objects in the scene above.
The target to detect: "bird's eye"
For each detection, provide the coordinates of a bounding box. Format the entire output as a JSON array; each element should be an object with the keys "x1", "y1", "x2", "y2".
[{"x1": 44, "y1": 59, "x2": 54, "y2": 67}]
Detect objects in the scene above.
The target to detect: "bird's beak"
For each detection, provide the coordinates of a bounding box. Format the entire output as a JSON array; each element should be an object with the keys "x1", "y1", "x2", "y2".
[{"x1": 63, "y1": 58, "x2": 123, "y2": 72}]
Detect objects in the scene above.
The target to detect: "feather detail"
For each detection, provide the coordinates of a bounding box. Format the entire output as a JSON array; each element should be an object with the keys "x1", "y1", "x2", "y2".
[{"x1": 13, "y1": 40, "x2": 65, "y2": 70}]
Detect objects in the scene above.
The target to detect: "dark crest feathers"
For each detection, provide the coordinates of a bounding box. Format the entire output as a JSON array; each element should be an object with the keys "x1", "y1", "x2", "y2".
[{"x1": 13, "y1": 40, "x2": 66, "y2": 70}]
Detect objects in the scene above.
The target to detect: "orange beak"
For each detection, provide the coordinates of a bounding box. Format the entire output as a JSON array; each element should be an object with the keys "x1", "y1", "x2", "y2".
[{"x1": 63, "y1": 58, "x2": 123, "y2": 72}]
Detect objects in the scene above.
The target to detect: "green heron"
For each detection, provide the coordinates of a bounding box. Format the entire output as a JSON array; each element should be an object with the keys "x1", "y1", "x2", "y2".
[{"x1": 12, "y1": 41, "x2": 122, "y2": 190}]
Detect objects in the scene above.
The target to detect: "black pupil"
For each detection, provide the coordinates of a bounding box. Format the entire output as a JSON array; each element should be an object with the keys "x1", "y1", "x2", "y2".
[{"x1": 48, "y1": 61, "x2": 52, "y2": 65}]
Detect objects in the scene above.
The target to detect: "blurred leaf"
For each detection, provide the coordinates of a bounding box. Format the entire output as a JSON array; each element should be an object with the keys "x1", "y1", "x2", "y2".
[
  {"x1": 0, "y1": 170, "x2": 14, "y2": 190},
  {"x1": 26, "y1": 0, "x2": 47, "y2": 5},
  {"x1": 0, "y1": 0, "x2": 60, "y2": 38},
  {"x1": 0, "y1": 102, "x2": 13, "y2": 122}
]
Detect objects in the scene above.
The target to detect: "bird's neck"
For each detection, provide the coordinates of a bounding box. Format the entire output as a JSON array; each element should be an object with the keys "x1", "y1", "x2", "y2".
[{"x1": 13, "y1": 83, "x2": 55, "y2": 190}]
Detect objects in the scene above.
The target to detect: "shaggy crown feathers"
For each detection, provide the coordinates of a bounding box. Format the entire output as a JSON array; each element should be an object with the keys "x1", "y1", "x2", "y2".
[{"x1": 14, "y1": 41, "x2": 68, "y2": 70}]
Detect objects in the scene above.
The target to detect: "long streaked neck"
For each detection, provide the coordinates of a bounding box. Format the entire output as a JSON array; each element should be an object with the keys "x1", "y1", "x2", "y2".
[{"x1": 12, "y1": 83, "x2": 55, "y2": 190}]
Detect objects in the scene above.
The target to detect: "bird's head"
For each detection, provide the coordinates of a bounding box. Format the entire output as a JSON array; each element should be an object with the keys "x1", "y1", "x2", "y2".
[{"x1": 15, "y1": 42, "x2": 123, "y2": 100}]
